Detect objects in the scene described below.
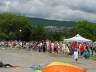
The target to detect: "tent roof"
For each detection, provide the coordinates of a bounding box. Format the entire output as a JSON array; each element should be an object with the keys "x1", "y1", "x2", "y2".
[{"x1": 64, "y1": 34, "x2": 92, "y2": 42}]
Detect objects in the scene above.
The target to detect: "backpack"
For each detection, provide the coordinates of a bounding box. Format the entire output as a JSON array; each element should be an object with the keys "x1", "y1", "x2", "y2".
[{"x1": 82, "y1": 50, "x2": 90, "y2": 59}]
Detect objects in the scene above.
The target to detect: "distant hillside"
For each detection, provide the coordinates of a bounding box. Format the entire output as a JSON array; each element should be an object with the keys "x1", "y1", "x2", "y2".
[{"x1": 29, "y1": 18, "x2": 76, "y2": 27}]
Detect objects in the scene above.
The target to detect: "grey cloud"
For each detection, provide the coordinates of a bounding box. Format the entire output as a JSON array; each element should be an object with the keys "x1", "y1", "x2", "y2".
[
  {"x1": 0, "y1": 0, "x2": 96, "y2": 22},
  {"x1": 65, "y1": 0, "x2": 96, "y2": 14}
]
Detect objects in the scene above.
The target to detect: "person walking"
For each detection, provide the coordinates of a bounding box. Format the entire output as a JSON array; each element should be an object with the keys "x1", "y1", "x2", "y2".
[
  {"x1": 71, "y1": 41, "x2": 79, "y2": 62},
  {"x1": 73, "y1": 48, "x2": 79, "y2": 62}
]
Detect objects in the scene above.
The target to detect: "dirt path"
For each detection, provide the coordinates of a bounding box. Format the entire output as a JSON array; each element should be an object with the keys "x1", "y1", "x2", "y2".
[{"x1": 0, "y1": 48, "x2": 96, "y2": 72}]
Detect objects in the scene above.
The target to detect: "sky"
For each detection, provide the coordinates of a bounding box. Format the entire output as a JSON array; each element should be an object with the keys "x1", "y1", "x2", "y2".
[{"x1": 0, "y1": 0, "x2": 96, "y2": 22}]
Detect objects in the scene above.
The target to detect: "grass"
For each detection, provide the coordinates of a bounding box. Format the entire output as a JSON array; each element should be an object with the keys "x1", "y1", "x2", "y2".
[
  {"x1": 48, "y1": 53, "x2": 64, "y2": 57},
  {"x1": 48, "y1": 53, "x2": 96, "y2": 61},
  {"x1": 49, "y1": 54, "x2": 96, "y2": 60},
  {"x1": 90, "y1": 55, "x2": 96, "y2": 61}
]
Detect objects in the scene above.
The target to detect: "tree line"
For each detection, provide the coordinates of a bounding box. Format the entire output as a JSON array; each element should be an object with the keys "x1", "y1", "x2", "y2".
[{"x1": 0, "y1": 13, "x2": 96, "y2": 41}]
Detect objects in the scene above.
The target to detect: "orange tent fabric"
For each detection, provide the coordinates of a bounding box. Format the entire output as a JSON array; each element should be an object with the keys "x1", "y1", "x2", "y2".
[
  {"x1": 43, "y1": 65, "x2": 86, "y2": 72},
  {"x1": 47, "y1": 62, "x2": 80, "y2": 69}
]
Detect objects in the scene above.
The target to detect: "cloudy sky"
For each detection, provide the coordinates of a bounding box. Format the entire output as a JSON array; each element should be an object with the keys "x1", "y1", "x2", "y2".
[{"x1": 0, "y1": 0, "x2": 96, "y2": 22}]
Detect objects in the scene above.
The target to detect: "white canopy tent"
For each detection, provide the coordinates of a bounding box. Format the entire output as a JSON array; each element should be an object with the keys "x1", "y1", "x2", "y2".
[{"x1": 64, "y1": 34, "x2": 92, "y2": 43}]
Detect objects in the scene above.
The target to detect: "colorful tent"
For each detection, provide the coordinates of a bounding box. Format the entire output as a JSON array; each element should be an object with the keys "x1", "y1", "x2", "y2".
[
  {"x1": 47, "y1": 62, "x2": 80, "y2": 69},
  {"x1": 64, "y1": 34, "x2": 92, "y2": 43},
  {"x1": 42, "y1": 62, "x2": 86, "y2": 72}
]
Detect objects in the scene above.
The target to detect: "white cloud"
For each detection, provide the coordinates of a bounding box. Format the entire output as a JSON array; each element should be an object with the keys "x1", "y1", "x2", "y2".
[{"x1": 0, "y1": 0, "x2": 96, "y2": 22}]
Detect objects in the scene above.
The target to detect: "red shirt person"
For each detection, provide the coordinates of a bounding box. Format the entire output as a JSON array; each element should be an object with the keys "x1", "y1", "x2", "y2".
[
  {"x1": 71, "y1": 41, "x2": 78, "y2": 54},
  {"x1": 79, "y1": 42, "x2": 85, "y2": 55},
  {"x1": 71, "y1": 41, "x2": 78, "y2": 49}
]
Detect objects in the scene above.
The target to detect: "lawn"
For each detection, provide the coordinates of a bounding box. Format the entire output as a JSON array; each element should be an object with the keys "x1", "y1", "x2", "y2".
[{"x1": 90, "y1": 55, "x2": 96, "y2": 61}]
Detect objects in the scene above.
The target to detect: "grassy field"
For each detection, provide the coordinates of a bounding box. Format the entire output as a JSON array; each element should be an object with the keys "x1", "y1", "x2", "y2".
[{"x1": 90, "y1": 55, "x2": 96, "y2": 61}]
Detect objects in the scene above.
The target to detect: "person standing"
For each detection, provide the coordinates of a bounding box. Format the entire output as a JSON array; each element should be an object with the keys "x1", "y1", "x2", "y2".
[
  {"x1": 73, "y1": 48, "x2": 79, "y2": 62},
  {"x1": 79, "y1": 42, "x2": 85, "y2": 55},
  {"x1": 46, "y1": 41, "x2": 49, "y2": 52},
  {"x1": 71, "y1": 41, "x2": 79, "y2": 62},
  {"x1": 42, "y1": 42, "x2": 47, "y2": 52},
  {"x1": 38, "y1": 42, "x2": 43, "y2": 52},
  {"x1": 51, "y1": 42, "x2": 54, "y2": 53},
  {"x1": 71, "y1": 41, "x2": 78, "y2": 55}
]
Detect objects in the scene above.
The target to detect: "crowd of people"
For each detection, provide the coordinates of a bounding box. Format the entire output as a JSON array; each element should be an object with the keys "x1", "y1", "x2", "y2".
[
  {"x1": 0, "y1": 40, "x2": 95, "y2": 53},
  {"x1": 0, "y1": 40, "x2": 70, "y2": 54},
  {"x1": 0, "y1": 40, "x2": 96, "y2": 63}
]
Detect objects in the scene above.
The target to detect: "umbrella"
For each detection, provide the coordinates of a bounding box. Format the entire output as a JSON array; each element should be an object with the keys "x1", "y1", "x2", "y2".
[{"x1": 42, "y1": 62, "x2": 86, "y2": 72}]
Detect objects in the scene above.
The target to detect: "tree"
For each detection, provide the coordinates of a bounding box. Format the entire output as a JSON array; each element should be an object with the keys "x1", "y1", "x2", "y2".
[
  {"x1": 31, "y1": 25, "x2": 46, "y2": 41},
  {"x1": 0, "y1": 13, "x2": 32, "y2": 41},
  {"x1": 51, "y1": 32, "x2": 63, "y2": 41},
  {"x1": 0, "y1": 33, "x2": 8, "y2": 40},
  {"x1": 8, "y1": 32, "x2": 17, "y2": 40},
  {"x1": 70, "y1": 21, "x2": 96, "y2": 41},
  {"x1": 45, "y1": 31, "x2": 64, "y2": 41}
]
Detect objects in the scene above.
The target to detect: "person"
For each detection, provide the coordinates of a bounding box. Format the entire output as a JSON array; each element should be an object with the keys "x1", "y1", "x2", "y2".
[
  {"x1": 82, "y1": 49, "x2": 90, "y2": 59},
  {"x1": 62, "y1": 43, "x2": 70, "y2": 56},
  {"x1": 46, "y1": 40, "x2": 50, "y2": 52},
  {"x1": 79, "y1": 42, "x2": 85, "y2": 55},
  {"x1": 73, "y1": 48, "x2": 79, "y2": 62},
  {"x1": 51, "y1": 42, "x2": 54, "y2": 53},
  {"x1": 71, "y1": 41, "x2": 78, "y2": 55},
  {"x1": 38, "y1": 42, "x2": 43, "y2": 52},
  {"x1": 71, "y1": 42, "x2": 79, "y2": 62},
  {"x1": 0, "y1": 61, "x2": 13, "y2": 68},
  {"x1": 42, "y1": 42, "x2": 47, "y2": 52}
]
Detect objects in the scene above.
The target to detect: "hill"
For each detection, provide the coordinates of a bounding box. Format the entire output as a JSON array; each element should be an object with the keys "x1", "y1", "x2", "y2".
[{"x1": 29, "y1": 18, "x2": 76, "y2": 27}]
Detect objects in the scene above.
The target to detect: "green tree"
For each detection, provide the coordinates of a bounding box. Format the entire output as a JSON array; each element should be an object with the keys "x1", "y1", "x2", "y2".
[
  {"x1": 46, "y1": 31, "x2": 64, "y2": 41},
  {"x1": 51, "y1": 32, "x2": 63, "y2": 41},
  {"x1": 0, "y1": 13, "x2": 32, "y2": 41},
  {"x1": 8, "y1": 32, "x2": 17, "y2": 40},
  {"x1": 0, "y1": 33, "x2": 8, "y2": 40},
  {"x1": 31, "y1": 25, "x2": 46, "y2": 41},
  {"x1": 70, "y1": 21, "x2": 96, "y2": 41}
]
